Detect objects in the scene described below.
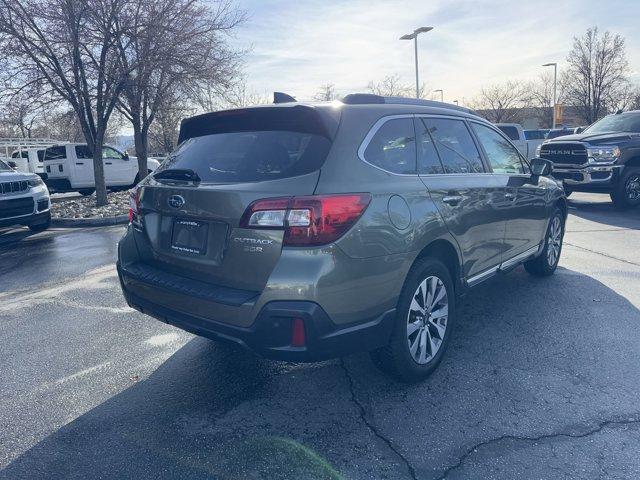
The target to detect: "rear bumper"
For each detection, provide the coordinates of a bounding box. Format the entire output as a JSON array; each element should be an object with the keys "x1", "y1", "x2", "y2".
[{"x1": 117, "y1": 261, "x2": 395, "y2": 361}]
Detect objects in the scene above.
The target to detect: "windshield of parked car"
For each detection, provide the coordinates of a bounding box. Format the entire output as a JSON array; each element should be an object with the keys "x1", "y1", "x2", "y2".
[
  {"x1": 0, "y1": 159, "x2": 12, "y2": 171},
  {"x1": 584, "y1": 113, "x2": 640, "y2": 134}
]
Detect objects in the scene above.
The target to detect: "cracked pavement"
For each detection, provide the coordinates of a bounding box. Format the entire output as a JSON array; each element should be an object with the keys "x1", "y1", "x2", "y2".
[{"x1": 1, "y1": 192, "x2": 639, "y2": 479}]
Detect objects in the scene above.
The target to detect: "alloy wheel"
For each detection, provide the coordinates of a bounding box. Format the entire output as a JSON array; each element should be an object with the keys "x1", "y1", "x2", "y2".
[
  {"x1": 547, "y1": 216, "x2": 562, "y2": 267},
  {"x1": 406, "y1": 276, "x2": 448, "y2": 365}
]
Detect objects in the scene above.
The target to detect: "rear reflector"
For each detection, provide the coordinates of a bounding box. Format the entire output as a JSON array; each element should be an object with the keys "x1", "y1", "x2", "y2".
[
  {"x1": 291, "y1": 318, "x2": 306, "y2": 347},
  {"x1": 239, "y1": 193, "x2": 371, "y2": 246}
]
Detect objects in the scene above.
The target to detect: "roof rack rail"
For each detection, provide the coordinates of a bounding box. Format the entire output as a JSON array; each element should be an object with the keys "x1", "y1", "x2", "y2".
[{"x1": 341, "y1": 93, "x2": 476, "y2": 115}]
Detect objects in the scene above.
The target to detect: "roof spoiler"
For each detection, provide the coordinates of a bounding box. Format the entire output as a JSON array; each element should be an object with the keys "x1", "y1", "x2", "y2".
[{"x1": 274, "y1": 92, "x2": 297, "y2": 104}]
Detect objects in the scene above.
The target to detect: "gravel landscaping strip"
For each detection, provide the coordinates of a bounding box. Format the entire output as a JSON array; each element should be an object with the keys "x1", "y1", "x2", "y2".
[{"x1": 50, "y1": 190, "x2": 130, "y2": 219}]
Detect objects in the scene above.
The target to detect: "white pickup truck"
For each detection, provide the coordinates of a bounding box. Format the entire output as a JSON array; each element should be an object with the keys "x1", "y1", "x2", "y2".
[
  {"x1": 44, "y1": 143, "x2": 160, "y2": 195},
  {"x1": 495, "y1": 123, "x2": 546, "y2": 160}
]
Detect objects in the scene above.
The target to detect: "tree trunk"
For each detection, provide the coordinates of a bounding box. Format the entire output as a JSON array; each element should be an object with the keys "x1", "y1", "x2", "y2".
[
  {"x1": 92, "y1": 137, "x2": 108, "y2": 207},
  {"x1": 133, "y1": 122, "x2": 148, "y2": 181}
]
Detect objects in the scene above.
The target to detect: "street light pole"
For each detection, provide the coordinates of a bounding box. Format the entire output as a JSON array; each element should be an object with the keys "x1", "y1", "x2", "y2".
[
  {"x1": 400, "y1": 26, "x2": 434, "y2": 98},
  {"x1": 434, "y1": 89, "x2": 444, "y2": 102},
  {"x1": 543, "y1": 62, "x2": 557, "y2": 128}
]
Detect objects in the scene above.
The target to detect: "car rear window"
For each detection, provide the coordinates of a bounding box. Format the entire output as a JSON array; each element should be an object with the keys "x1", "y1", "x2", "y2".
[
  {"x1": 160, "y1": 131, "x2": 331, "y2": 183},
  {"x1": 162, "y1": 106, "x2": 337, "y2": 183}
]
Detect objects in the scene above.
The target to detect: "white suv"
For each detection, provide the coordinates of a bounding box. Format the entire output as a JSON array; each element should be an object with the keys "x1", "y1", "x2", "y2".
[
  {"x1": 44, "y1": 143, "x2": 160, "y2": 195},
  {"x1": 0, "y1": 159, "x2": 51, "y2": 231}
]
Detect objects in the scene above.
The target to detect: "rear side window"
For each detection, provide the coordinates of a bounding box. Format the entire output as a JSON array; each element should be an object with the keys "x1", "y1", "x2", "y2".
[
  {"x1": 363, "y1": 118, "x2": 416, "y2": 174},
  {"x1": 497, "y1": 126, "x2": 519, "y2": 141},
  {"x1": 45, "y1": 146, "x2": 67, "y2": 160},
  {"x1": 524, "y1": 130, "x2": 545, "y2": 140},
  {"x1": 415, "y1": 118, "x2": 444, "y2": 174},
  {"x1": 76, "y1": 146, "x2": 92, "y2": 159},
  {"x1": 162, "y1": 131, "x2": 331, "y2": 183},
  {"x1": 423, "y1": 118, "x2": 484, "y2": 174}
]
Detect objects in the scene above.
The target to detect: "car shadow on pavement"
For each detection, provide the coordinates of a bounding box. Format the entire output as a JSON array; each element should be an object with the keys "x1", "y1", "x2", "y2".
[
  {"x1": 568, "y1": 196, "x2": 640, "y2": 230},
  {"x1": 3, "y1": 266, "x2": 640, "y2": 480}
]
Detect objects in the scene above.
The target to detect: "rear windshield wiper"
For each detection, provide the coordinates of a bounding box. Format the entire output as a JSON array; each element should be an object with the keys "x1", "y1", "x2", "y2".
[{"x1": 153, "y1": 168, "x2": 201, "y2": 183}]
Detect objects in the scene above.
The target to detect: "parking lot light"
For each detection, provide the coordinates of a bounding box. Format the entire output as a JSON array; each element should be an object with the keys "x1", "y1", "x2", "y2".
[
  {"x1": 542, "y1": 62, "x2": 558, "y2": 128},
  {"x1": 400, "y1": 26, "x2": 434, "y2": 98}
]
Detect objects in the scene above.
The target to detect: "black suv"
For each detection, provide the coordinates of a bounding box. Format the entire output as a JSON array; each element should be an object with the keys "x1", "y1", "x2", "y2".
[{"x1": 539, "y1": 110, "x2": 640, "y2": 208}]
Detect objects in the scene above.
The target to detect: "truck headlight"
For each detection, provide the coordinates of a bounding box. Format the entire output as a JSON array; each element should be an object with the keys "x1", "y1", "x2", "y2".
[
  {"x1": 535, "y1": 144, "x2": 543, "y2": 157},
  {"x1": 587, "y1": 146, "x2": 620, "y2": 163},
  {"x1": 28, "y1": 176, "x2": 44, "y2": 188}
]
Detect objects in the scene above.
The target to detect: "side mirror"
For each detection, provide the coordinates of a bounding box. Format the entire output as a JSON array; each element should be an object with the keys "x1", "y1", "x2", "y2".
[
  {"x1": 123, "y1": 152, "x2": 130, "y2": 161},
  {"x1": 530, "y1": 157, "x2": 553, "y2": 183},
  {"x1": 8, "y1": 161, "x2": 17, "y2": 169}
]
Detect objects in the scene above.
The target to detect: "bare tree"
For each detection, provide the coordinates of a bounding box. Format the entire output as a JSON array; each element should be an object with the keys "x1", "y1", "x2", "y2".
[
  {"x1": 468, "y1": 80, "x2": 529, "y2": 123},
  {"x1": 525, "y1": 72, "x2": 564, "y2": 128},
  {"x1": 117, "y1": 0, "x2": 245, "y2": 180},
  {"x1": 148, "y1": 90, "x2": 194, "y2": 155},
  {"x1": 313, "y1": 83, "x2": 339, "y2": 101},
  {"x1": 0, "y1": 0, "x2": 131, "y2": 206},
  {"x1": 367, "y1": 74, "x2": 428, "y2": 99},
  {"x1": 562, "y1": 27, "x2": 630, "y2": 124}
]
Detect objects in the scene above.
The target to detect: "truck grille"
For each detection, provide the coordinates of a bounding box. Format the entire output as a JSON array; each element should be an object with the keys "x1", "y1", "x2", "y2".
[
  {"x1": 0, "y1": 180, "x2": 29, "y2": 195},
  {"x1": 0, "y1": 197, "x2": 34, "y2": 219},
  {"x1": 540, "y1": 143, "x2": 588, "y2": 166}
]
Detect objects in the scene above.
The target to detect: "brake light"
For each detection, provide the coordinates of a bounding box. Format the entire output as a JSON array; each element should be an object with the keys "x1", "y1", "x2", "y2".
[
  {"x1": 239, "y1": 194, "x2": 371, "y2": 246},
  {"x1": 128, "y1": 187, "x2": 140, "y2": 223},
  {"x1": 291, "y1": 318, "x2": 306, "y2": 347}
]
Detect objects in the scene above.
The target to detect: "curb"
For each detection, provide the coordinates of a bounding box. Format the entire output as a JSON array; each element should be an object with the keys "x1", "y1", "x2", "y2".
[{"x1": 51, "y1": 215, "x2": 129, "y2": 228}]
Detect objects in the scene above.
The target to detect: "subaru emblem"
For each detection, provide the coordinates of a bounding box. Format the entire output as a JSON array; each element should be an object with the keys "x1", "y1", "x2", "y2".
[{"x1": 168, "y1": 195, "x2": 185, "y2": 209}]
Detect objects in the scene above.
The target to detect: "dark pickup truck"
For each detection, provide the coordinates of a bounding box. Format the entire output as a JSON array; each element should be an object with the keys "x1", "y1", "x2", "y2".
[{"x1": 538, "y1": 110, "x2": 640, "y2": 208}]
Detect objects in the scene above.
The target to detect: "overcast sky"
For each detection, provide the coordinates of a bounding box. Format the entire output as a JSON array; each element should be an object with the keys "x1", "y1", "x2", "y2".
[{"x1": 232, "y1": 0, "x2": 640, "y2": 103}]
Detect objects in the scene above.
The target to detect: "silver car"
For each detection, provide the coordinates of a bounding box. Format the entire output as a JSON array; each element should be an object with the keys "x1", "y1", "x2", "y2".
[
  {"x1": 0, "y1": 159, "x2": 51, "y2": 232},
  {"x1": 117, "y1": 95, "x2": 566, "y2": 382}
]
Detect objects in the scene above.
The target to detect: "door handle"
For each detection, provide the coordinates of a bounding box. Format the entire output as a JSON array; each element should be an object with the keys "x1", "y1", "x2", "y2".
[
  {"x1": 505, "y1": 192, "x2": 516, "y2": 200},
  {"x1": 75, "y1": 162, "x2": 84, "y2": 165},
  {"x1": 105, "y1": 162, "x2": 112, "y2": 165},
  {"x1": 442, "y1": 195, "x2": 463, "y2": 205}
]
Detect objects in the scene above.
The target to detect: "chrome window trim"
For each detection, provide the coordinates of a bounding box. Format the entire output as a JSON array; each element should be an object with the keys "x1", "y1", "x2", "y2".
[
  {"x1": 357, "y1": 114, "x2": 419, "y2": 177},
  {"x1": 467, "y1": 119, "x2": 529, "y2": 174},
  {"x1": 416, "y1": 114, "x2": 489, "y2": 174},
  {"x1": 357, "y1": 113, "x2": 492, "y2": 177}
]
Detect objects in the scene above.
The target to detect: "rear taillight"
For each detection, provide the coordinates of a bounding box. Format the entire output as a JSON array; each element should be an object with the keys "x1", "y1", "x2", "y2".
[
  {"x1": 239, "y1": 193, "x2": 371, "y2": 246},
  {"x1": 128, "y1": 187, "x2": 141, "y2": 223}
]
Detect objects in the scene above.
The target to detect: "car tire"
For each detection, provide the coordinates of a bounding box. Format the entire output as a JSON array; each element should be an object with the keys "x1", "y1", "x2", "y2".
[
  {"x1": 28, "y1": 212, "x2": 51, "y2": 232},
  {"x1": 610, "y1": 167, "x2": 640, "y2": 209},
  {"x1": 78, "y1": 188, "x2": 95, "y2": 196},
  {"x1": 524, "y1": 207, "x2": 564, "y2": 277},
  {"x1": 370, "y1": 257, "x2": 455, "y2": 383}
]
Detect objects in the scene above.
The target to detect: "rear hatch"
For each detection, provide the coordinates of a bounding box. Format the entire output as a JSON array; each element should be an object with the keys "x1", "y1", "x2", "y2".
[{"x1": 133, "y1": 105, "x2": 340, "y2": 292}]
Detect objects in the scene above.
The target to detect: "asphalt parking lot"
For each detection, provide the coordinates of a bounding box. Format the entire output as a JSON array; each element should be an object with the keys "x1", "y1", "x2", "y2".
[{"x1": 1, "y1": 192, "x2": 639, "y2": 480}]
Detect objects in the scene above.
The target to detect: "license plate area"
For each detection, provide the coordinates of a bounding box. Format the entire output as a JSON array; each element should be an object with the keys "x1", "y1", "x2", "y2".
[{"x1": 171, "y1": 218, "x2": 209, "y2": 255}]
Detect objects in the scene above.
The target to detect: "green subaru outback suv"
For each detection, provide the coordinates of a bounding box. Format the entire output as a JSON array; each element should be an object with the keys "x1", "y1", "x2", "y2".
[{"x1": 117, "y1": 94, "x2": 566, "y2": 382}]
